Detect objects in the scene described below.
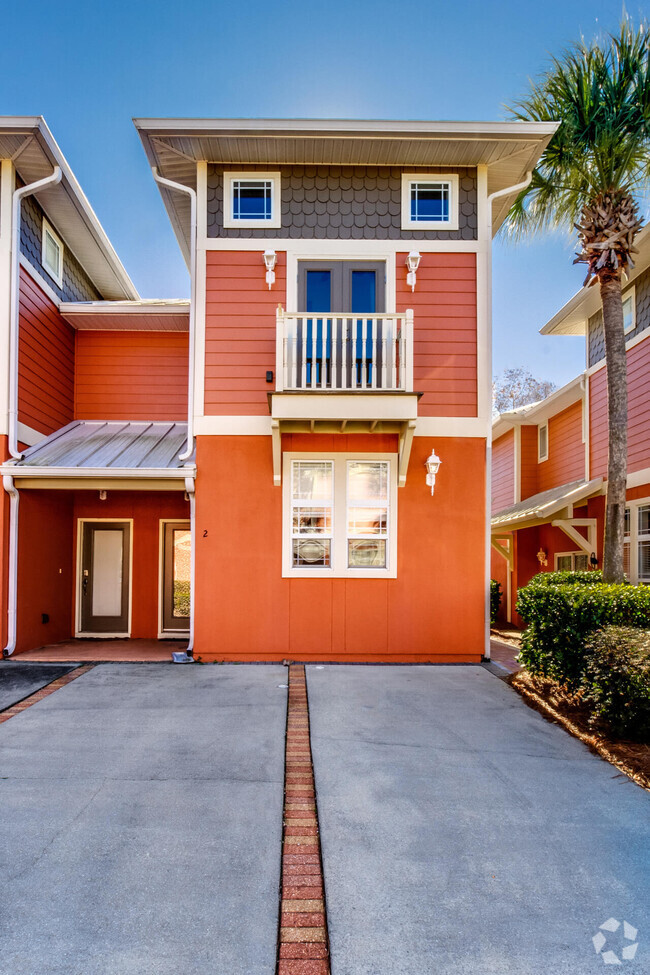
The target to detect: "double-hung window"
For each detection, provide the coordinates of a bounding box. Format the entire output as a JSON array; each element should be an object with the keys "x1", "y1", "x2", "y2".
[
  {"x1": 401, "y1": 173, "x2": 459, "y2": 230},
  {"x1": 42, "y1": 218, "x2": 63, "y2": 287},
  {"x1": 223, "y1": 171, "x2": 281, "y2": 228},
  {"x1": 284, "y1": 454, "x2": 397, "y2": 578},
  {"x1": 623, "y1": 501, "x2": 650, "y2": 583}
]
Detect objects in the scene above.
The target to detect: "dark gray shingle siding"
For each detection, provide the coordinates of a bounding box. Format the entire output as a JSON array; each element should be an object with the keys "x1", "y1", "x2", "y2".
[
  {"x1": 207, "y1": 165, "x2": 477, "y2": 240},
  {"x1": 20, "y1": 194, "x2": 101, "y2": 302},
  {"x1": 588, "y1": 264, "x2": 650, "y2": 367}
]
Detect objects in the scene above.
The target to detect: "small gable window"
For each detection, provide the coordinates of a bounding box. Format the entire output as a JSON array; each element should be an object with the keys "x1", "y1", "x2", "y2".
[
  {"x1": 223, "y1": 171, "x2": 281, "y2": 228},
  {"x1": 538, "y1": 422, "x2": 548, "y2": 463},
  {"x1": 42, "y1": 219, "x2": 63, "y2": 287},
  {"x1": 401, "y1": 173, "x2": 459, "y2": 230},
  {"x1": 623, "y1": 286, "x2": 636, "y2": 334}
]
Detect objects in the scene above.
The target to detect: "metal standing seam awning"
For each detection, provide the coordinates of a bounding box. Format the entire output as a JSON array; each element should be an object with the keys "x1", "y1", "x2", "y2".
[{"x1": 0, "y1": 421, "x2": 195, "y2": 490}]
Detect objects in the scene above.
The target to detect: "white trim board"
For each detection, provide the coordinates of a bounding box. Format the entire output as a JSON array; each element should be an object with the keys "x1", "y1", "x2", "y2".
[
  {"x1": 200, "y1": 237, "x2": 481, "y2": 254},
  {"x1": 193, "y1": 414, "x2": 489, "y2": 438},
  {"x1": 19, "y1": 254, "x2": 61, "y2": 307}
]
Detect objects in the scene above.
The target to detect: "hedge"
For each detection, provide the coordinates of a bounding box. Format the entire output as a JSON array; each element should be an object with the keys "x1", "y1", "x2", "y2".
[
  {"x1": 516, "y1": 572, "x2": 650, "y2": 687},
  {"x1": 582, "y1": 627, "x2": 650, "y2": 740},
  {"x1": 490, "y1": 579, "x2": 502, "y2": 626}
]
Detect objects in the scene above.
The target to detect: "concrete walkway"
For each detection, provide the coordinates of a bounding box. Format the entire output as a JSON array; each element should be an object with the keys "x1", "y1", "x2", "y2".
[
  {"x1": 307, "y1": 665, "x2": 650, "y2": 975},
  {"x1": 0, "y1": 664, "x2": 287, "y2": 975}
]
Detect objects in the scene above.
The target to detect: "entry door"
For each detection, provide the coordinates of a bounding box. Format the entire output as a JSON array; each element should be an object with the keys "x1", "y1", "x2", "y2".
[
  {"x1": 80, "y1": 522, "x2": 130, "y2": 634},
  {"x1": 162, "y1": 522, "x2": 191, "y2": 633}
]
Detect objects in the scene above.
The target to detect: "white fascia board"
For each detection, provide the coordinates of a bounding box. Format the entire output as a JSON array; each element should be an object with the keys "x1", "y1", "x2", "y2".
[
  {"x1": 492, "y1": 374, "x2": 585, "y2": 435},
  {"x1": 0, "y1": 465, "x2": 195, "y2": 479},
  {"x1": 59, "y1": 300, "x2": 190, "y2": 315},
  {"x1": 270, "y1": 392, "x2": 419, "y2": 422}
]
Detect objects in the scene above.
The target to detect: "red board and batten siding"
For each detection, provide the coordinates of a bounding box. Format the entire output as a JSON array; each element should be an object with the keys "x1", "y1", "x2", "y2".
[
  {"x1": 18, "y1": 268, "x2": 74, "y2": 435},
  {"x1": 75, "y1": 331, "x2": 189, "y2": 421},
  {"x1": 396, "y1": 252, "x2": 477, "y2": 417},
  {"x1": 492, "y1": 430, "x2": 515, "y2": 513},
  {"x1": 537, "y1": 400, "x2": 585, "y2": 492},
  {"x1": 204, "y1": 251, "x2": 287, "y2": 415},
  {"x1": 590, "y1": 335, "x2": 650, "y2": 478}
]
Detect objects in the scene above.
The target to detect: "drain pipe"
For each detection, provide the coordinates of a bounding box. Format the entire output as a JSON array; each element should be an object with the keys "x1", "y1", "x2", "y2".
[
  {"x1": 483, "y1": 172, "x2": 533, "y2": 659},
  {"x1": 151, "y1": 168, "x2": 197, "y2": 463},
  {"x1": 172, "y1": 475, "x2": 196, "y2": 664},
  {"x1": 3, "y1": 475, "x2": 19, "y2": 656},
  {"x1": 9, "y1": 167, "x2": 62, "y2": 459}
]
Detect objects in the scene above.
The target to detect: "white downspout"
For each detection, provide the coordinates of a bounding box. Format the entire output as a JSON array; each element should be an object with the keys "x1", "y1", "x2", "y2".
[
  {"x1": 171, "y1": 475, "x2": 196, "y2": 664},
  {"x1": 3, "y1": 475, "x2": 19, "y2": 656},
  {"x1": 483, "y1": 172, "x2": 533, "y2": 659},
  {"x1": 151, "y1": 168, "x2": 197, "y2": 463},
  {"x1": 9, "y1": 167, "x2": 62, "y2": 459}
]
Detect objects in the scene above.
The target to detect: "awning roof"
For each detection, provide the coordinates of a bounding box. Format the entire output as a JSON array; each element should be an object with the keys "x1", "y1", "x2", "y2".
[
  {"x1": 3, "y1": 421, "x2": 192, "y2": 474},
  {"x1": 491, "y1": 477, "x2": 604, "y2": 531},
  {"x1": 59, "y1": 300, "x2": 190, "y2": 331},
  {"x1": 0, "y1": 117, "x2": 138, "y2": 301},
  {"x1": 134, "y1": 117, "x2": 558, "y2": 265}
]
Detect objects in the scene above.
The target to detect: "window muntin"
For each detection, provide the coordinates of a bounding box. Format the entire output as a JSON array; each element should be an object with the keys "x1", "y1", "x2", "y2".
[
  {"x1": 223, "y1": 171, "x2": 281, "y2": 228},
  {"x1": 538, "y1": 422, "x2": 548, "y2": 462},
  {"x1": 42, "y1": 219, "x2": 63, "y2": 287},
  {"x1": 623, "y1": 287, "x2": 636, "y2": 334},
  {"x1": 555, "y1": 552, "x2": 589, "y2": 571},
  {"x1": 284, "y1": 454, "x2": 397, "y2": 578},
  {"x1": 401, "y1": 173, "x2": 459, "y2": 230}
]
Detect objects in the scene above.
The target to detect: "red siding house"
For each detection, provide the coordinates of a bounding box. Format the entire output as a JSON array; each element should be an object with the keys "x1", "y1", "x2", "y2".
[
  {"x1": 491, "y1": 225, "x2": 650, "y2": 622},
  {"x1": 0, "y1": 116, "x2": 555, "y2": 661}
]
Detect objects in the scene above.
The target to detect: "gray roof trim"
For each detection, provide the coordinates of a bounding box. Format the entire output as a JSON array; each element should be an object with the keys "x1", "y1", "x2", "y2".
[
  {"x1": 3, "y1": 421, "x2": 193, "y2": 472},
  {"x1": 0, "y1": 117, "x2": 138, "y2": 301},
  {"x1": 491, "y1": 477, "x2": 604, "y2": 530}
]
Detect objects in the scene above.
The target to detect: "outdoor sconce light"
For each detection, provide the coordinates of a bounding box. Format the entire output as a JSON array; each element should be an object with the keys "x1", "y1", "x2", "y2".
[
  {"x1": 590, "y1": 552, "x2": 599, "y2": 569},
  {"x1": 263, "y1": 249, "x2": 277, "y2": 289},
  {"x1": 99, "y1": 490, "x2": 107, "y2": 501},
  {"x1": 537, "y1": 548, "x2": 548, "y2": 567},
  {"x1": 424, "y1": 448, "x2": 441, "y2": 495},
  {"x1": 406, "y1": 251, "x2": 421, "y2": 292}
]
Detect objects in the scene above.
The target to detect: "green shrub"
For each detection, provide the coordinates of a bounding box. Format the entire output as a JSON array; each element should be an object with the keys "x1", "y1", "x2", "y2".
[
  {"x1": 516, "y1": 575, "x2": 650, "y2": 687},
  {"x1": 582, "y1": 627, "x2": 650, "y2": 740},
  {"x1": 490, "y1": 579, "x2": 502, "y2": 626}
]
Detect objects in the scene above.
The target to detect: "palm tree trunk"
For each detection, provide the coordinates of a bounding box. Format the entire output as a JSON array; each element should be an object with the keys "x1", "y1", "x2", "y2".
[{"x1": 600, "y1": 276, "x2": 628, "y2": 583}]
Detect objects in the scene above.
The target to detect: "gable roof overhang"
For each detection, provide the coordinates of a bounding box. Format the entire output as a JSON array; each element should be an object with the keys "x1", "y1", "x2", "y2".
[
  {"x1": 492, "y1": 373, "x2": 584, "y2": 440},
  {"x1": 540, "y1": 224, "x2": 650, "y2": 336},
  {"x1": 0, "y1": 117, "x2": 138, "y2": 300},
  {"x1": 491, "y1": 477, "x2": 604, "y2": 532},
  {"x1": 58, "y1": 299, "x2": 190, "y2": 331},
  {"x1": 134, "y1": 117, "x2": 558, "y2": 265}
]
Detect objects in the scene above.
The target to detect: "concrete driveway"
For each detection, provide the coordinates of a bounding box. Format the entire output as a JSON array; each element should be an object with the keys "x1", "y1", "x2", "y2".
[
  {"x1": 307, "y1": 665, "x2": 650, "y2": 975},
  {"x1": 0, "y1": 664, "x2": 286, "y2": 975}
]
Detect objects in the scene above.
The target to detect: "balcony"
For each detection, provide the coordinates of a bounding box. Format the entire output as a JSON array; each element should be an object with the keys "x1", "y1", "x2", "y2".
[
  {"x1": 270, "y1": 307, "x2": 419, "y2": 487},
  {"x1": 275, "y1": 307, "x2": 413, "y2": 392}
]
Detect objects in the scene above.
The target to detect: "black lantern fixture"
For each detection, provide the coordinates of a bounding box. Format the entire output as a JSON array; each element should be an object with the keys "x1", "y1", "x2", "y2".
[{"x1": 590, "y1": 551, "x2": 599, "y2": 569}]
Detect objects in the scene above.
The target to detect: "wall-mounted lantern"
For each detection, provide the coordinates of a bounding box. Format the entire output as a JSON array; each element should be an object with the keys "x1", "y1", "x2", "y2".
[
  {"x1": 263, "y1": 249, "x2": 277, "y2": 289},
  {"x1": 537, "y1": 548, "x2": 548, "y2": 567},
  {"x1": 406, "y1": 251, "x2": 421, "y2": 292},
  {"x1": 590, "y1": 552, "x2": 599, "y2": 569},
  {"x1": 424, "y1": 448, "x2": 441, "y2": 495},
  {"x1": 99, "y1": 490, "x2": 107, "y2": 501}
]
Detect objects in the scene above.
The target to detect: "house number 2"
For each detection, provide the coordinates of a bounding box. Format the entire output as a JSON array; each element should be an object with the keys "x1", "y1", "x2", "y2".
[{"x1": 203, "y1": 529, "x2": 208, "y2": 537}]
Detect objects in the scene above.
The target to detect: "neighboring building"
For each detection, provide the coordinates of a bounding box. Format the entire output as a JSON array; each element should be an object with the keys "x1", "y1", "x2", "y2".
[
  {"x1": 1, "y1": 116, "x2": 555, "y2": 661},
  {"x1": 491, "y1": 226, "x2": 650, "y2": 623}
]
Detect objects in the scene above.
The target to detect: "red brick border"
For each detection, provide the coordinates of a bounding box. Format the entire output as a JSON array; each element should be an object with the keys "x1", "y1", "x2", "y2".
[
  {"x1": 0, "y1": 665, "x2": 94, "y2": 724},
  {"x1": 277, "y1": 664, "x2": 330, "y2": 975}
]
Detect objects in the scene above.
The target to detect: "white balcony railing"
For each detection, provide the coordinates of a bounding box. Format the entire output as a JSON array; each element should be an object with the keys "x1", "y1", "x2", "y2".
[{"x1": 275, "y1": 307, "x2": 413, "y2": 392}]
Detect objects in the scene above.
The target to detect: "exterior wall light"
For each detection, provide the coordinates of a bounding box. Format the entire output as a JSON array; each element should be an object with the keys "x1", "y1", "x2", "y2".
[
  {"x1": 590, "y1": 552, "x2": 599, "y2": 569},
  {"x1": 406, "y1": 251, "x2": 421, "y2": 292},
  {"x1": 99, "y1": 490, "x2": 107, "y2": 501},
  {"x1": 537, "y1": 548, "x2": 548, "y2": 567},
  {"x1": 263, "y1": 249, "x2": 277, "y2": 289},
  {"x1": 424, "y1": 449, "x2": 441, "y2": 495}
]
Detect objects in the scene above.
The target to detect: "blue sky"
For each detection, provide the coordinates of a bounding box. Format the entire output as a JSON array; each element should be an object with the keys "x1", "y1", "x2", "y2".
[{"x1": 1, "y1": 0, "x2": 641, "y2": 387}]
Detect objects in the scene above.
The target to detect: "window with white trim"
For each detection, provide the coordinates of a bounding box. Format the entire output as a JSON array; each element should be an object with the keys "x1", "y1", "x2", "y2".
[
  {"x1": 223, "y1": 171, "x2": 281, "y2": 228},
  {"x1": 401, "y1": 173, "x2": 459, "y2": 230},
  {"x1": 623, "y1": 286, "x2": 636, "y2": 334},
  {"x1": 283, "y1": 454, "x2": 397, "y2": 578},
  {"x1": 624, "y1": 501, "x2": 650, "y2": 582},
  {"x1": 42, "y1": 219, "x2": 63, "y2": 287},
  {"x1": 538, "y1": 422, "x2": 548, "y2": 462},
  {"x1": 555, "y1": 552, "x2": 589, "y2": 572}
]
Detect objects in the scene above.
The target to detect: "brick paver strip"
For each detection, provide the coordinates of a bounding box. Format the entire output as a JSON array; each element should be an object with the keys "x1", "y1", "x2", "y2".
[
  {"x1": 0, "y1": 665, "x2": 94, "y2": 723},
  {"x1": 277, "y1": 664, "x2": 331, "y2": 975}
]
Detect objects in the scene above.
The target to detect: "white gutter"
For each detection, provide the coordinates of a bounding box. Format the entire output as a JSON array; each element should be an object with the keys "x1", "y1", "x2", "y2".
[
  {"x1": 0, "y1": 465, "x2": 195, "y2": 479},
  {"x1": 483, "y1": 171, "x2": 533, "y2": 659},
  {"x1": 152, "y1": 168, "x2": 196, "y2": 463},
  {"x1": 3, "y1": 475, "x2": 19, "y2": 656},
  {"x1": 9, "y1": 166, "x2": 62, "y2": 459}
]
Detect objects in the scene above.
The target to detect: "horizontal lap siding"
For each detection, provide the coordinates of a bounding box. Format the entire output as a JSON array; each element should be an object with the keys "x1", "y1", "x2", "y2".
[
  {"x1": 397, "y1": 253, "x2": 477, "y2": 416},
  {"x1": 520, "y1": 426, "x2": 538, "y2": 501},
  {"x1": 537, "y1": 401, "x2": 584, "y2": 492},
  {"x1": 590, "y1": 335, "x2": 650, "y2": 478},
  {"x1": 205, "y1": 251, "x2": 287, "y2": 415},
  {"x1": 75, "y1": 331, "x2": 188, "y2": 420},
  {"x1": 492, "y1": 430, "x2": 515, "y2": 513},
  {"x1": 18, "y1": 269, "x2": 74, "y2": 434}
]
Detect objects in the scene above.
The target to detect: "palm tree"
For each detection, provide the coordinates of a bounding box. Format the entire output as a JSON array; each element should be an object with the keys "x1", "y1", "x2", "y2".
[{"x1": 505, "y1": 21, "x2": 650, "y2": 582}]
